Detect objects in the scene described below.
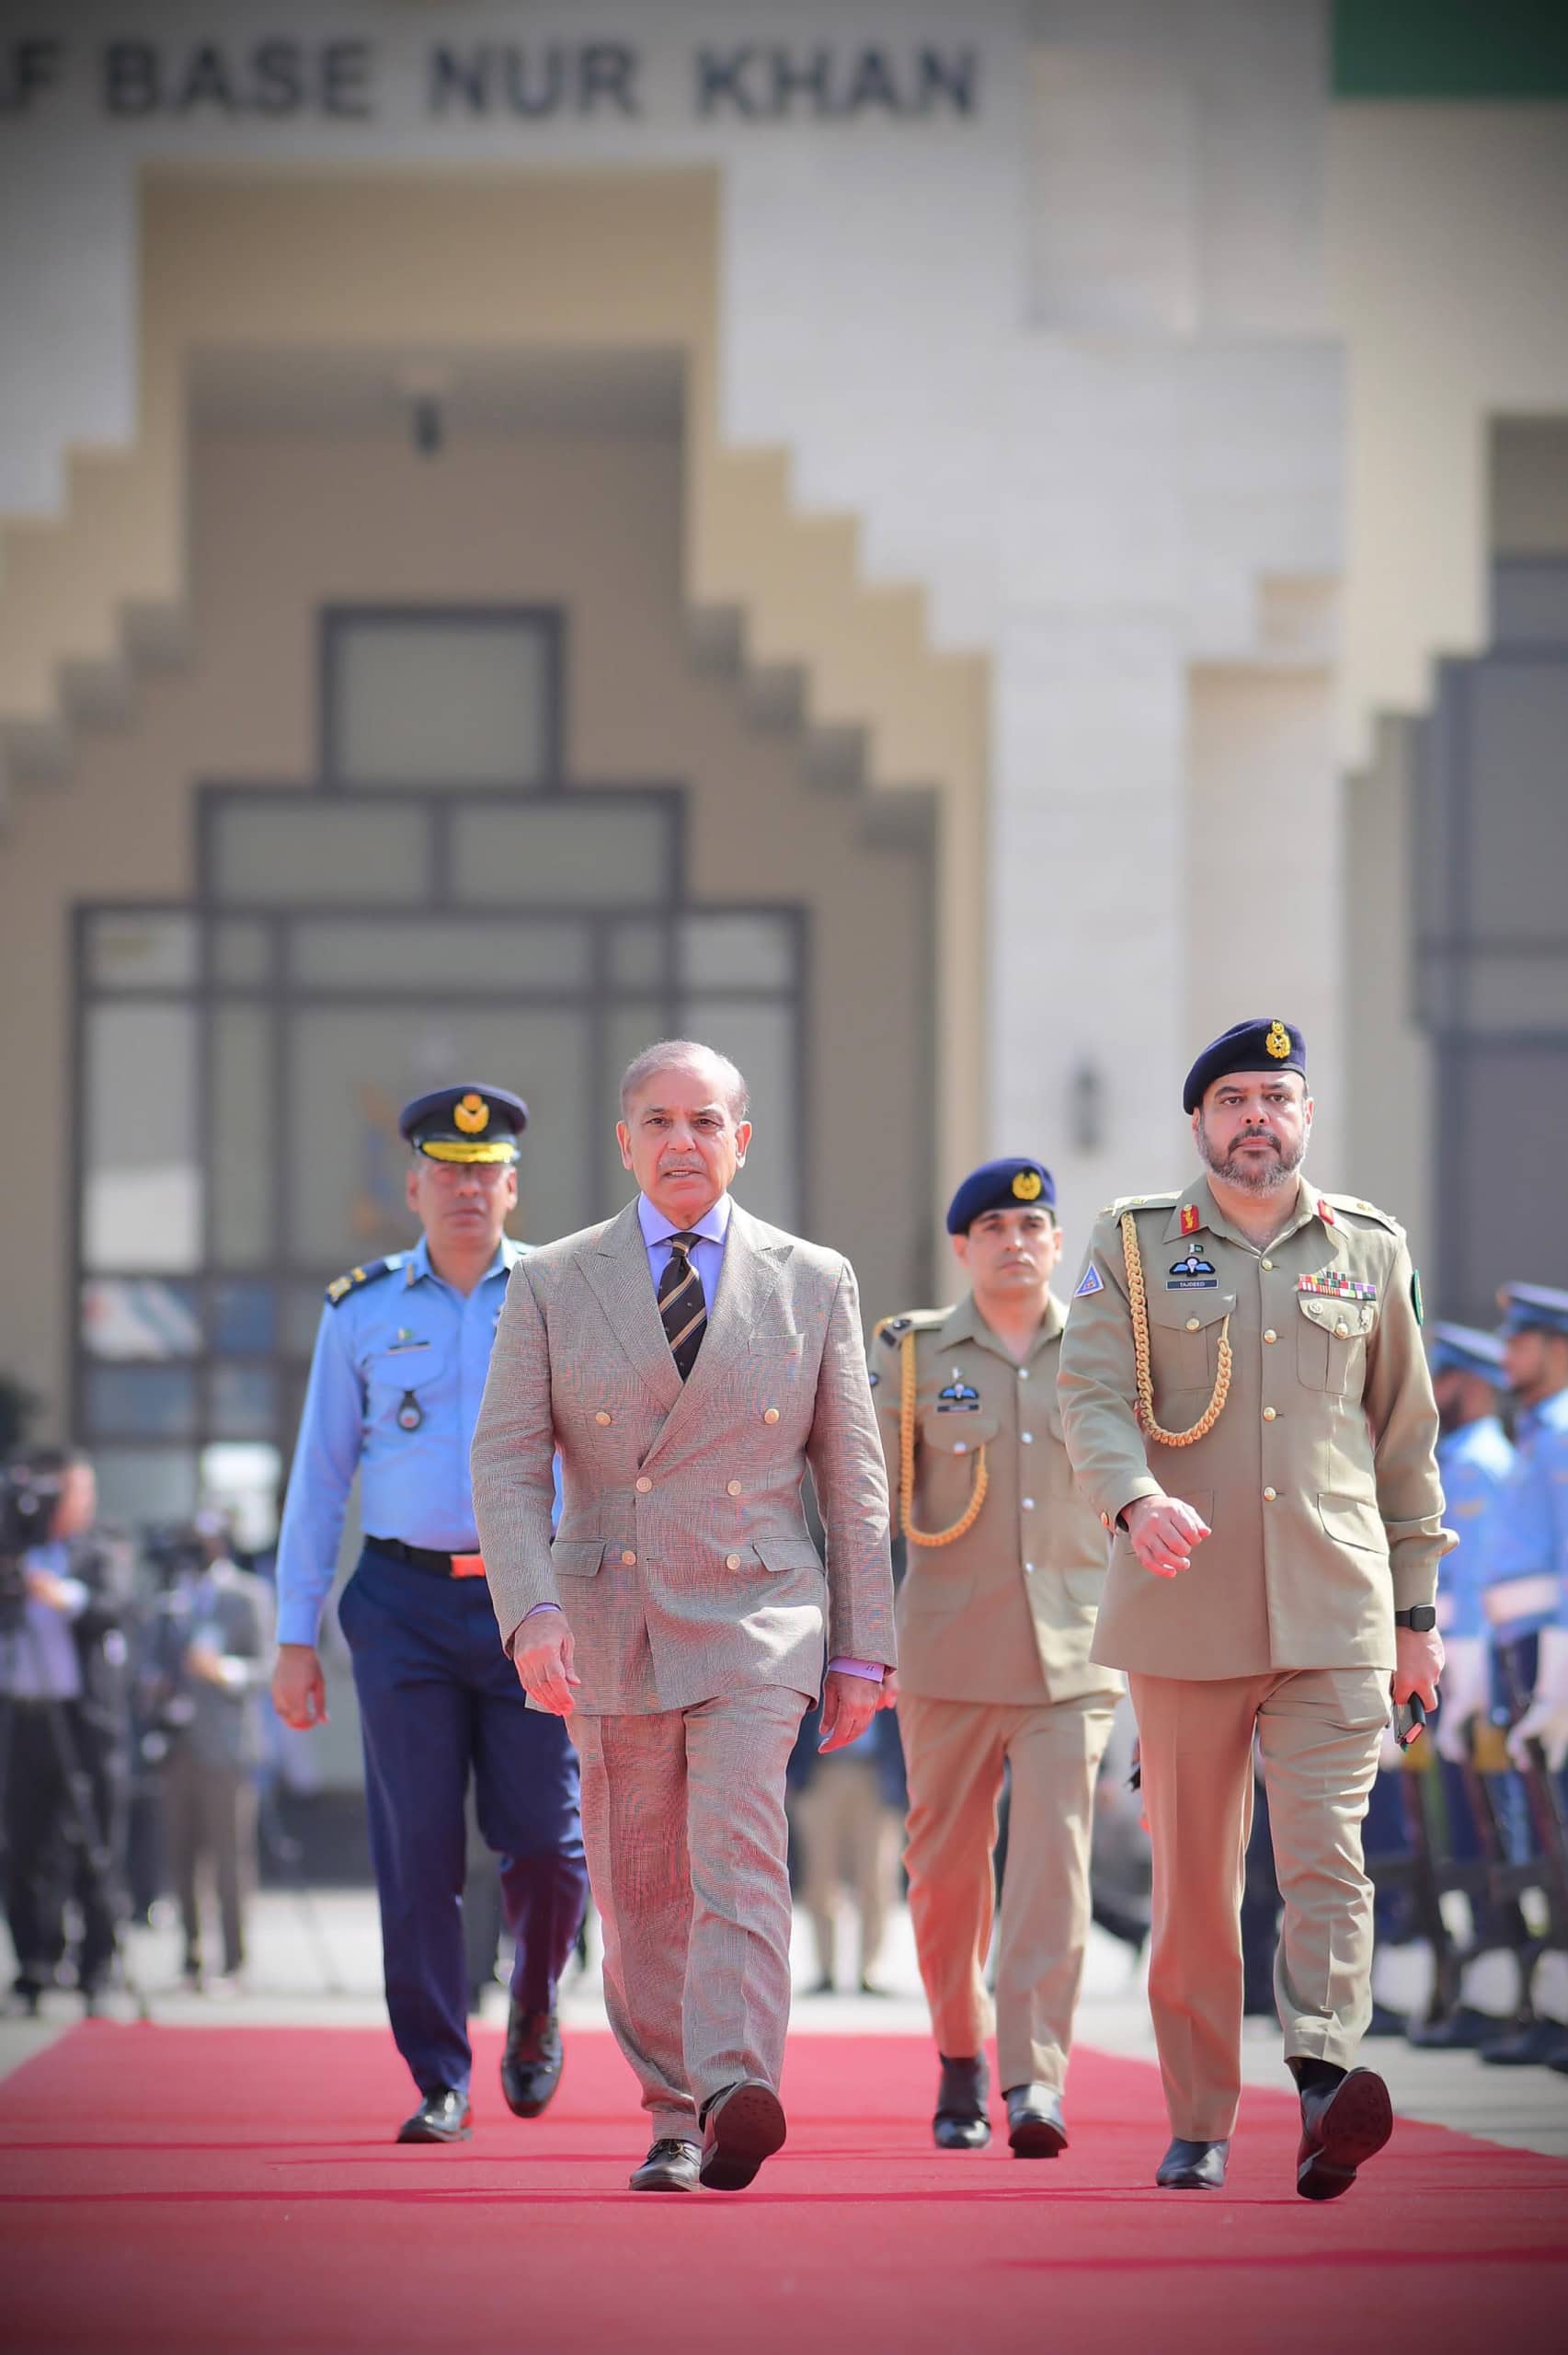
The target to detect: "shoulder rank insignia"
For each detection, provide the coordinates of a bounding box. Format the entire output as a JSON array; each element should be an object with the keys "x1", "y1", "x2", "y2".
[
  {"x1": 876, "y1": 1315, "x2": 913, "y2": 1347},
  {"x1": 1073, "y1": 1264, "x2": 1104, "y2": 1299},
  {"x1": 1180, "y1": 1203, "x2": 1201, "y2": 1236},
  {"x1": 1319, "y1": 1191, "x2": 1402, "y2": 1235},
  {"x1": 1316, "y1": 1197, "x2": 1335, "y2": 1227},
  {"x1": 325, "y1": 1254, "x2": 404, "y2": 1307}
]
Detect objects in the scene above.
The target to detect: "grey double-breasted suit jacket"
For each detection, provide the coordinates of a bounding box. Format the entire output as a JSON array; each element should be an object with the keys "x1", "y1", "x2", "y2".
[{"x1": 470, "y1": 1198, "x2": 896, "y2": 1715}]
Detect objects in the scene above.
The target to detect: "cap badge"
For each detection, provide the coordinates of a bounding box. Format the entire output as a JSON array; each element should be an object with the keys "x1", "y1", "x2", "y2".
[
  {"x1": 1012, "y1": 1169, "x2": 1043, "y2": 1201},
  {"x1": 1180, "y1": 1204, "x2": 1200, "y2": 1235},
  {"x1": 1265, "y1": 1020, "x2": 1291, "y2": 1061},
  {"x1": 452, "y1": 1092, "x2": 490, "y2": 1135}
]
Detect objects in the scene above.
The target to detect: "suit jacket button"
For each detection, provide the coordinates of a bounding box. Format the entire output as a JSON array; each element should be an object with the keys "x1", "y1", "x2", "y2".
[
  {"x1": 635, "y1": 1476, "x2": 653, "y2": 1493},
  {"x1": 726, "y1": 1553, "x2": 741, "y2": 1570},
  {"x1": 595, "y1": 1411, "x2": 612, "y2": 1426},
  {"x1": 1265, "y1": 1328, "x2": 1278, "y2": 1344},
  {"x1": 1264, "y1": 1487, "x2": 1277, "y2": 1502},
  {"x1": 1263, "y1": 1407, "x2": 1277, "y2": 1421},
  {"x1": 762, "y1": 1408, "x2": 780, "y2": 1424},
  {"x1": 622, "y1": 1549, "x2": 636, "y2": 1566},
  {"x1": 727, "y1": 1479, "x2": 742, "y2": 1496}
]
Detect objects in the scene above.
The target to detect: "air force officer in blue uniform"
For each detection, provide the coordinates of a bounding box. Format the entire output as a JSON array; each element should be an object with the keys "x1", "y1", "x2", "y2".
[{"x1": 272, "y1": 1085, "x2": 588, "y2": 2143}]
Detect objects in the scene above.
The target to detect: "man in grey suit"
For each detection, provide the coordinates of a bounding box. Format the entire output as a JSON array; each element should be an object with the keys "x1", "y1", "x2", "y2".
[{"x1": 472, "y1": 1040, "x2": 896, "y2": 2192}]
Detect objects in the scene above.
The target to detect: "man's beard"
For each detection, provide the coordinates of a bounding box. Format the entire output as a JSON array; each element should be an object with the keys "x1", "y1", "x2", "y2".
[{"x1": 1196, "y1": 1122, "x2": 1307, "y2": 1196}]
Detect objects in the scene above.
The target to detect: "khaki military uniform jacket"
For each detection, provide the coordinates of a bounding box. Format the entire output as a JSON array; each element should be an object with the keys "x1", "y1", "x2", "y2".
[
  {"x1": 1057, "y1": 1175, "x2": 1452, "y2": 1681},
  {"x1": 870, "y1": 1291, "x2": 1122, "y2": 1706}
]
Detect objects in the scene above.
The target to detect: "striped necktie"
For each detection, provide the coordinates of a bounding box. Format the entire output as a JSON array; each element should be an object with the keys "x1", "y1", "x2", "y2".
[{"x1": 657, "y1": 1231, "x2": 707, "y2": 1380}]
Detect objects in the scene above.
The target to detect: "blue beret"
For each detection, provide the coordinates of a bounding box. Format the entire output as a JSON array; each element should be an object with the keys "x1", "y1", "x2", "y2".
[
  {"x1": 1428, "y1": 1322, "x2": 1505, "y2": 1382},
  {"x1": 1183, "y1": 1018, "x2": 1306, "y2": 1113},
  {"x1": 399, "y1": 1083, "x2": 528, "y2": 1165},
  {"x1": 946, "y1": 1158, "x2": 1056, "y2": 1235},
  {"x1": 1496, "y1": 1283, "x2": 1568, "y2": 1340}
]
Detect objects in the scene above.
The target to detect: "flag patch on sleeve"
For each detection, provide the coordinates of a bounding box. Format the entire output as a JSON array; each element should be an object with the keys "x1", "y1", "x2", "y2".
[{"x1": 1074, "y1": 1265, "x2": 1104, "y2": 1298}]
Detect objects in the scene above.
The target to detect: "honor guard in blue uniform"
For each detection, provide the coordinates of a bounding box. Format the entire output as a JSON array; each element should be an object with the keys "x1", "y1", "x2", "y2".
[{"x1": 272, "y1": 1085, "x2": 588, "y2": 2143}]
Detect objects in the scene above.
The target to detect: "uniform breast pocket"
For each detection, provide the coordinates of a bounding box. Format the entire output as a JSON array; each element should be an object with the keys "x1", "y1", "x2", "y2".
[
  {"x1": 1296, "y1": 1294, "x2": 1377, "y2": 1395},
  {"x1": 919, "y1": 1411, "x2": 998, "y2": 1462},
  {"x1": 364, "y1": 1337, "x2": 452, "y2": 1428},
  {"x1": 1144, "y1": 1292, "x2": 1233, "y2": 1390}
]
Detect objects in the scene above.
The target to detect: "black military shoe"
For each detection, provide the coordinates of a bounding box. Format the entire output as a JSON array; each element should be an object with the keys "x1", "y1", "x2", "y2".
[
  {"x1": 1406, "y1": 2004, "x2": 1508, "y2": 2051},
  {"x1": 1156, "y1": 2137, "x2": 1230, "y2": 2189},
  {"x1": 1004, "y1": 2083, "x2": 1067, "y2": 2158},
  {"x1": 1295, "y1": 2065, "x2": 1391, "y2": 2201},
  {"x1": 698, "y1": 2077, "x2": 787, "y2": 2191},
  {"x1": 629, "y1": 2137, "x2": 702, "y2": 2191},
  {"x1": 1479, "y1": 2018, "x2": 1566, "y2": 2067},
  {"x1": 933, "y1": 2052, "x2": 990, "y2": 2150},
  {"x1": 501, "y1": 2004, "x2": 565, "y2": 2117},
  {"x1": 395, "y1": 2089, "x2": 473, "y2": 2143}
]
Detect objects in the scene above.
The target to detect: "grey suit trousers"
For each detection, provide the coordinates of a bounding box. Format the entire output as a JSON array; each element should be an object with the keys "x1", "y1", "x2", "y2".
[{"x1": 573, "y1": 1686, "x2": 810, "y2": 2139}]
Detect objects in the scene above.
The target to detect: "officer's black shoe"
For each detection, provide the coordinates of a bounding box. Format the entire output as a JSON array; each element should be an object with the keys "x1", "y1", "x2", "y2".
[
  {"x1": 629, "y1": 2137, "x2": 702, "y2": 2192},
  {"x1": 1294, "y1": 2064, "x2": 1391, "y2": 2201},
  {"x1": 395, "y1": 2089, "x2": 473, "y2": 2143},
  {"x1": 1479, "y1": 2018, "x2": 1567, "y2": 2067},
  {"x1": 1155, "y1": 2137, "x2": 1230, "y2": 2189},
  {"x1": 1004, "y1": 2083, "x2": 1067, "y2": 2158},
  {"x1": 500, "y1": 2003, "x2": 564, "y2": 2117},
  {"x1": 698, "y1": 2076, "x2": 787, "y2": 2190},
  {"x1": 1547, "y1": 2039, "x2": 1568, "y2": 2076},
  {"x1": 933, "y1": 2052, "x2": 990, "y2": 2150},
  {"x1": 1405, "y1": 2005, "x2": 1507, "y2": 2051}
]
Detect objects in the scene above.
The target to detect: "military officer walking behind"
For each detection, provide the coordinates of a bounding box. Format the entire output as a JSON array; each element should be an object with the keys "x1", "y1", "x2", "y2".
[
  {"x1": 271, "y1": 1086, "x2": 588, "y2": 2144},
  {"x1": 1059, "y1": 1021, "x2": 1451, "y2": 2199},
  {"x1": 871, "y1": 1159, "x2": 1121, "y2": 2159}
]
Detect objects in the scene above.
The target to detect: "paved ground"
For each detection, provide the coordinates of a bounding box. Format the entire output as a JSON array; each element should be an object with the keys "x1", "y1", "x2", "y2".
[{"x1": 4, "y1": 1890, "x2": 1564, "y2": 2157}]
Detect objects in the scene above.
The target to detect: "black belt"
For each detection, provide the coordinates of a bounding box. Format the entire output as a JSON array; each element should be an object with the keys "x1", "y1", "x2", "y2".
[{"x1": 366, "y1": 1536, "x2": 487, "y2": 1579}]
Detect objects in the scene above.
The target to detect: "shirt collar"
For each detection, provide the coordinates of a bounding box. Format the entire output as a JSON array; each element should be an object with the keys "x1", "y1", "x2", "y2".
[
  {"x1": 406, "y1": 1235, "x2": 521, "y2": 1289},
  {"x1": 1162, "y1": 1172, "x2": 1320, "y2": 1250},
  {"x1": 938, "y1": 1290, "x2": 1065, "y2": 1360},
  {"x1": 638, "y1": 1192, "x2": 732, "y2": 1249}
]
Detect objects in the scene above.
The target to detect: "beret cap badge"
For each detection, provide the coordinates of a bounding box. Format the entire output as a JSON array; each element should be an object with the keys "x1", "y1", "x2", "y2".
[
  {"x1": 1265, "y1": 1020, "x2": 1291, "y2": 1061},
  {"x1": 1011, "y1": 1169, "x2": 1044, "y2": 1201},
  {"x1": 452, "y1": 1092, "x2": 491, "y2": 1135}
]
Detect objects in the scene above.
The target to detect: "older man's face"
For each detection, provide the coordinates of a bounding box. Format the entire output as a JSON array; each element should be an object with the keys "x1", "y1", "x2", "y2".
[
  {"x1": 1194, "y1": 1071, "x2": 1311, "y2": 1195},
  {"x1": 618, "y1": 1057, "x2": 750, "y2": 1223}
]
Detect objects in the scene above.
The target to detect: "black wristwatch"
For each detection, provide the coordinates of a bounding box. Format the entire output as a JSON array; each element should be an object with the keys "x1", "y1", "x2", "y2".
[{"x1": 1394, "y1": 1606, "x2": 1437, "y2": 1632}]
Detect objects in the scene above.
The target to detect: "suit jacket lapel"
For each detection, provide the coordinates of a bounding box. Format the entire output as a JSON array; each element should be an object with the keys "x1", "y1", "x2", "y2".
[
  {"x1": 641, "y1": 1202, "x2": 789, "y2": 1462},
  {"x1": 579, "y1": 1200, "x2": 685, "y2": 1416}
]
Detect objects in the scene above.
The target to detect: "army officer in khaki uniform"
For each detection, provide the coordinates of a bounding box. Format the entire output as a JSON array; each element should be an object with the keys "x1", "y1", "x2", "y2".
[
  {"x1": 871, "y1": 1158, "x2": 1122, "y2": 2159},
  {"x1": 1059, "y1": 1020, "x2": 1450, "y2": 2200}
]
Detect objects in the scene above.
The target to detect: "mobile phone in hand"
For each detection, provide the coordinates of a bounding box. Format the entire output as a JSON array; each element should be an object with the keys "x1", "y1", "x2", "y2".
[{"x1": 1393, "y1": 1693, "x2": 1428, "y2": 1751}]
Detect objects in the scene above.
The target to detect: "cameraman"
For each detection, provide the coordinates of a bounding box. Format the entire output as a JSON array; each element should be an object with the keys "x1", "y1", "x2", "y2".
[{"x1": 0, "y1": 1448, "x2": 131, "y2": 2011}]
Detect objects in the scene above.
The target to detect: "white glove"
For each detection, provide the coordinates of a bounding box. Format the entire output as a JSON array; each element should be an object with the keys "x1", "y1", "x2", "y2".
[
  {"x1": 1508, "y1": 1624, "x2": 1568, "y2": 1774},
  {"x1": 1435, "y1": 1636, "x2": 1489, "y2": 1765}
]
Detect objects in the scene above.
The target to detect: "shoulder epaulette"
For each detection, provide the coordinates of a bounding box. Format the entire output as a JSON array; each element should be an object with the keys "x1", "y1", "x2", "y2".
[
  {"x1": 1319, "y1": 1192, "x2": 1402, "y2": 1235},
  {"x1": 874, "y1": 1308, "x2": 948, "y2": 1347},
  {"x1": 1098, "y1": 1189, "x2": 1181, "y2": 1218},
  {"x1": 325, "y1": 1253, "x2": 406, "y2": 1307}
]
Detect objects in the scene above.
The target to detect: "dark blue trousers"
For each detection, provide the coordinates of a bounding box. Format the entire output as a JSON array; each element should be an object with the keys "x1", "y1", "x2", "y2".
[{"x1": 338, "y1": 1543, "x2": 587, "y2": 2101}]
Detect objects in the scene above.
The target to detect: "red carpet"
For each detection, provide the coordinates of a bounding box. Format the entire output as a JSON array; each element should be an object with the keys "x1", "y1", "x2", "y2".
[{"x1": 1, "y1": 2026, "x2": 1564, "y2": 2354}]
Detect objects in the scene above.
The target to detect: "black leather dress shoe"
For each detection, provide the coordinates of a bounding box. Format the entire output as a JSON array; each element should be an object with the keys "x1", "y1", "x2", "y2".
[
  {"x1": 629, "y1": 2138, "x2": 701, "y2": 2192},
  {"x1": 699, "y1": 2077, "x2": 787, "y2": 2190},
  {"x1": 395, "y1": 2089, "x2": 473, "y2": 2143},
  {"x1": 1004, "y1": 2084, "x2": 1067, "y2": 2158},
  {"x1": 933, "y1": 2053, "x2": 990, "y2": 2150},
  {"x1": 500, "y1": 2003, "x2": 564, "y2": 2117},
  {"x1": 1156, "y1": 2137, "x2": 1230, "y2": 2188},
  {"x1": 1296, "y1": 2068, "x2": 1391, "y2": 2201},
  {"x1": 1405, "y1": 2005, "x2": 1508, "y2": 2051},
  {"x1": 1479, "y1": 2018, "x2": 1567, "y2": 2067}
]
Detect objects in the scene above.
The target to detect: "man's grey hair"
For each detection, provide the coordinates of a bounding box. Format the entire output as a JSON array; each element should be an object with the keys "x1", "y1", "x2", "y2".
[{"x1": 618, "y1": 1040, "x2": 750, "y2": 1121}]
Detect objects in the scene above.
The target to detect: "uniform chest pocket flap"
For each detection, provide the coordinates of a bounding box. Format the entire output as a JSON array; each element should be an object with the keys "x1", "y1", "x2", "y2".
[
  {"x1": 1296, "y1": 1292, "x2": 1377, "y2": 1393},
  {"x1": 365, "y1": 1337, "x2": 452, "y2": 1408},
  {"x1": 1144, "y1": 1290, "x2": 1233, "y2": 1388},
  {"x1": 920, "y1": 1412, "x2": 998, "y2": 1458}
]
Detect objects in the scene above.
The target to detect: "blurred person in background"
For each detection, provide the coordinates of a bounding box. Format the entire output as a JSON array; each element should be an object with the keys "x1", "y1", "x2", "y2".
[
  {"x1": 870, "y1": 1159, "x2": 1122, "y2": 2160},
  {"x1": 787, "y1": 1698, "x2": 905, "y2": 1996},
  {"x1": 143, "y1": 1513, "x2": 273, "y2": 1993},
  {"x1": 271, "y1": 1085, "x2": 587, "y2": 2145},
  {"x1": 1, "y1": 1447, "x2": 132, "y2": 2013}
]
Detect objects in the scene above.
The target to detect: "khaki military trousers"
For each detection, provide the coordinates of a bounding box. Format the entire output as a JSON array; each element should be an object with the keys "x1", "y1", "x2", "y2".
[
  {"x1": 898, "y1": 1690, "x2": 1116, "y2": 2094},
  {"x1": 1127, "y1": 1666, "x2": 1389, "y2": 2142},
  {"x1": 572, "y1": 1686, "x2": 808, "y2": 2142}
]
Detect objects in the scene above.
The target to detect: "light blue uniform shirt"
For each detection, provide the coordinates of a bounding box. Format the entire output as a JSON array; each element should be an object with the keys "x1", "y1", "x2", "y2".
[
  {"x1": 275, "y1": 1234, "x2": 530, "y2": 1648},
  {"x1": 1481, "y1": 1387, "x2": 1568, "y2": 1645},
  {"x1": 0, "y1": 1540, "x2": 87, "y2": 1700},
  {"x1": 1436, "y1": 1416, "x2": 1513, "y2": 1642}
]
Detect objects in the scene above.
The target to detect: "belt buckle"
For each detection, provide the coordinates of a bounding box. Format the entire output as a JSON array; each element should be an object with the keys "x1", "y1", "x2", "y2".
[{"x1": 448, "y1": 1551, "x2": 486, "y2": 1580}]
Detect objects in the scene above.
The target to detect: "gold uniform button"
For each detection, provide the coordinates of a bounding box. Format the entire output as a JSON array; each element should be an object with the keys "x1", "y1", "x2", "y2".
[
  {"x1": 635, "y1": 1476, "x2": 653, "y2": 1494},
  {"x1": 621, "y1": 1550, "x2": 636, "y2": 1566},
  {"x1": 1185, "y1": 1317, "x2": 1201, "y2": 1333},
  {"x1": 1261, "y1": 1258, "x2": 1274, "y2": 1271},
  {"x1": 1265, "y1": 1328, "x2": 1277, "y2": 1344},
  {"x1": 1335, "y1": 1322, "x2": 1349, "y2": 1338},
  {"x1": 595, "y1": 1411, "x2": 612, "y2": 1427},
  {"x1": 1264, "y1": 1487, "x2": 1277, "y2": 1502},
  {"x1": 1022, "y1": 1497, "x2": 1036, "y2": 1511},
  {"x1": 763, "y1": 1408, "x2": 780, "y2": 1425},
  {"x1": 1263, "y1": 1407, "x2": 1277, "y2": 1422},
  {"x1": 725, "y1": 1553, "x2": 741, "y2": 1570},
  {"x1": 727, "y1": 1480, "x2": 742, "y2": 1497},
  {"x1": 1018, "y1": 1366, "x2": 1029, "y2": 1380},
  {"x1": 1021, "y1": 1431, "x2": 1034, "y2": 1444}
]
